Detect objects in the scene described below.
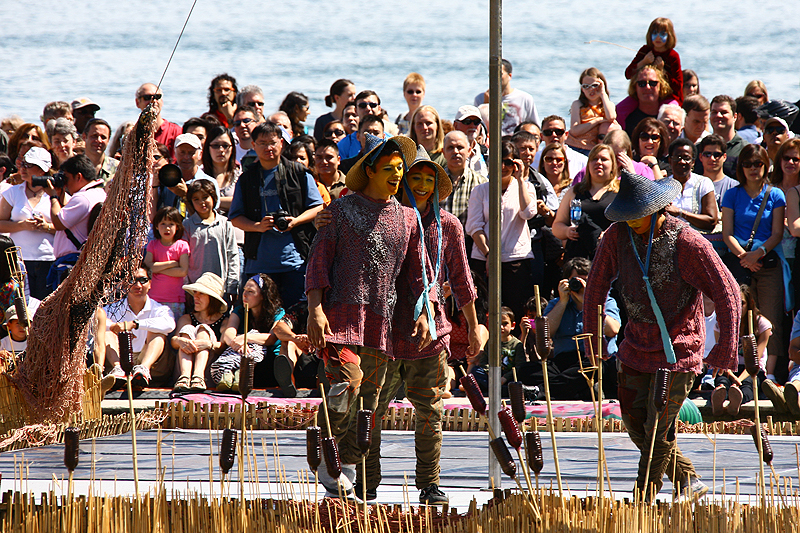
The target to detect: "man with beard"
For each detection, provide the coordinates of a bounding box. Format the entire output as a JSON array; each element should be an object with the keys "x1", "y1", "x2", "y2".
[{"x1": 207, "y1": 74, "x2": 238, "y2": 128}]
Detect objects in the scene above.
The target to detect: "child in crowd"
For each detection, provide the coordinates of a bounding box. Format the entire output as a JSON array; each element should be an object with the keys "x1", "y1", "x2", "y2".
[
  {"x1": 625, "y1": 17, "x2": 684, "y2": 104},
  {"x1": 519, "y1": 295, "x2": 548, "y2": 361},
  {"x1": 213, "y1": 273, "x2": 284, "y2": 390},
  {"x1": 144, "y1": 207, "x2": 189, "y2": 319},
  {"x1": 567, "y1": 67, "x2": 618, "y2": 155},
  {"x1": 468, "y1": 307, "x2": 524, "y2": 393},
  {"x1": 1, "y1": 304, "x2": 29, "y2": 356},
  {"x1": 182, "y1": 180, "x2": 239, "y2": 300},
  {"x1": 710, "y1": 284, "x2": 770, "y2": 416}
]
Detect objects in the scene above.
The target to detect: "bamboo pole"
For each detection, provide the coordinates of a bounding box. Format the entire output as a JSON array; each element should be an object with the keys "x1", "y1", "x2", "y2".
[
  {"x1": 535, "y1": 285, "x2": 562, "y2": 498},
  {"x1": 750, "y1": 310, "x2": 766, "y2": 507}
]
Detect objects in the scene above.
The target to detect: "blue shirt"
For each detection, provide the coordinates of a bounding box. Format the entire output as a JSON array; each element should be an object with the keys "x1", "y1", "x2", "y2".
[
  {"x1": 721, "y1": 184, "x2": 785, "y2": 244},
  {"x1": 229, "y1": 166, "x2": 323, "y2": 274},
  {"x1": 337, "y1": 132, "x2": 362, "y2": 159},
  {"x1": 543, "y1": 293, "x2": 620, "y2": 356}
]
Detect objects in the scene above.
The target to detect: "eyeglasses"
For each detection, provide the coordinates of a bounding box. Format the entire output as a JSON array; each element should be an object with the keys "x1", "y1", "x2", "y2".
[
  {"x1": 406, "y1": 89, "x2": 423, "y2": 95},
  {"x1": 783, "y1": 156, "x2": 800, "y2": 164},
  {"x1": 543, "y1": 155, "x2": 565, "y2": 163},
  {"x1": 233, "y1": 118, "x2": 254, "y2": 126},
  {"x1": 638, "y1": 132, "x2": 661, "y2": 142},
  {"x1": 741, "y1": 160, "x2": 765, "y2": 169},
  {"x1": 542, "y1": 128, "x2": 565, "y2": 137},
  {"x1": 701, "y1": 151, "x2": 724, "y2": 159},
  {"x1": 20, "y1": 161, "x2": 39, "y2": 169},
  {"x1": 651, "y1": 31, "x2": 669, "y2": 41},
  {"x1": 637, "y1": 80, "x2": 659, "y2": 88},
  {"x1": 139, "y1": 93, "x2": 162, "y2": 101},
  {"x1": 765, "y1": 125, "x2": 787, "y2": 135},
  {"x1": 357, "y1": 101, "x2": 380, "y2": 109},
  {"x1": 502, "y1": 158, "x2": 516, "y2": 167},
  {"x1": 324, "y1": 129, "x2": 345, "y2": 138},
  {"x1": 210, "y1": 143, "x2": 232, "y2": 150},
  {"x1": 458, "y1": 118, "x2": 481, "y2": 126},
  {"x1": 581, "y1": 82, "x2": 601, "y2": 90},
  {"x1": 132, "y1": 276, "x2": 150, "y2": 285}
]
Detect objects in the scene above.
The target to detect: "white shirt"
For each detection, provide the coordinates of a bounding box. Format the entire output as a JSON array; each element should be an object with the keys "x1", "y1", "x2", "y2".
[
  {"x1": 671, "y1": 173, "x2": 715, "y2": 215},
  {"x1": 104, "y1": 296, "x2": 175, "y2": 353},
  {"x1": 2, "y1": 183, "x2": 54, "y2": 261},
  {"x1": 465, "y1": 177, "x2": 538, "y2": 262}
]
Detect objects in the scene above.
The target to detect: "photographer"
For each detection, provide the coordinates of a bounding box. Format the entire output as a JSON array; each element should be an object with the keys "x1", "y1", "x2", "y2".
[
  {"x1": 230, "y1": 122, "x2": 323, "y2": 307},
  {"x1": 45, "y1": 154, "x2": 106, "y2": 291},
  {"x1": 535, "y1": 257, "x2": 620, "y2": 400}
]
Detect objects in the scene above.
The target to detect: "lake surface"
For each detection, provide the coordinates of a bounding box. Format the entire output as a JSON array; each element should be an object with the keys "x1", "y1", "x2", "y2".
[{"x1": 2, "y1": 0, "x2": 799, "y2": 132}]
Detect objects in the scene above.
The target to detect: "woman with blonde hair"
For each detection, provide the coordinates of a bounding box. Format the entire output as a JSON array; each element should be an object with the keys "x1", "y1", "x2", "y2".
[
  {"x1": 553, "y1": 144, "x2": 619, "y2": 260},
  {"x1": 396, "y1": 72, "x2": 426, "y2": 135},
  {"x1": 410, "y1": 105, "x2": 445, "y2": 166},
  {"x1": 538, "y1": 142, "x2": 571, "y2": 202},
  {"x1": 744, "y1": 80, "x2": 769, "y2": 106}
]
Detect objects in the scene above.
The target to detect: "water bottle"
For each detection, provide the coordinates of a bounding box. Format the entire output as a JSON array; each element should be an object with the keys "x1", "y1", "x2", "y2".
[{"x1": 570, "y1": 199, "x2": 582, "y2": 226}]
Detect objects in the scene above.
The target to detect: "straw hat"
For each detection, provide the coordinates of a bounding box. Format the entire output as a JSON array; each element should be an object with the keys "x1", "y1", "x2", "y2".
[
  {"x1": 604, "y1": 169, "x2": 681, "y2": 222},
  {"x1": 407, "y1": 145, "x2": 452, "y2": 200},
  {"x1": 182, "y1": 272, "x2": 228, "y2": 312},
  {"x1": 345, "y1": 133, "x2": 417, "y2": 192}
]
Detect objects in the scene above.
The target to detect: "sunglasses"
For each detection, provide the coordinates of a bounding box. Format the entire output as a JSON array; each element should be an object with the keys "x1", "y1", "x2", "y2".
[
  {"x1": 542, "y1": 128, "x2": 565, "y2": 137},
  {"x1": 747, "y1": 93, "x2": 765, "y2": 99},
  {"x1": 639, "y1": 132, "x2": 661, "y2": 142},
  {"x1": 637, "y1": 80, "x2": 659, "y2": 88},
  {"x1": 233, "y1": 118, "x2": 254, "y2": 126},
  {"x1": 581, "y1": 82, "x2": 601, "y2": 90},
  {"x1": 20, "y1": 161, "x2": 39, "y2": 169},
  {"x1": 741, "y1": 160, "x2": 765, "y2": 169},
  {"x1": 210, "y1": 143, "x2": 232, "y2": 150},
  {"x1": 132, "y1": 276, "x2": 150, "y2": 285},
  {"x1": 357, "y1": 101, "x2": 380, "y2": 109},
  {"x1": 783, "y1": 156, "x2": 800, "y2": 164},
  {"x1": 247, "y1": 101, "x2": 265, "y2": 107},
  {"x1": 651, "y1": 31, "x2": 669, "y2": 41},
  {"x1": 765, "y1": 125, "x2": 787, "y2": 135},
  {"x1": 702, "y1": 151, "x2": 724, "y2": 159},
  {"x1": 324, "y1": 129, "x2": 346, "y2": 137},
  {"x1": 139, "y1": 93, "x2": 162, "y2": 101},
  {"x1": 502, "y1": 158, "x2": 517, "y2": 167},
  {"x1": 543, "y1": 155, "x2": 565, "y2": 163},
  {"x1": 458, "y1": 118, "x2": 481, "y2": 126},
  {"x1": 406, "y1": 89, "x2": 423, "y2": 95}
]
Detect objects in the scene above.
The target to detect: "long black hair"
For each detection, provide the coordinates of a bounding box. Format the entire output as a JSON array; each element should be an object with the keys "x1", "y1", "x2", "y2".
[{"x1": 246, "y1": 273, "x2": 282, "y2": 333}]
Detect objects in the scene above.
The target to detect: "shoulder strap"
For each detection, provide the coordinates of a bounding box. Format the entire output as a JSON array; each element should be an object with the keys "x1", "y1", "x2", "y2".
[{"x1": 744, "y1": 184, "x2": 772, "y2": 251}]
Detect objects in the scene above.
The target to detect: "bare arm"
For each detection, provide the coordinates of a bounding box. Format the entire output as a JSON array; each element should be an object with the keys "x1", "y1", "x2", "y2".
[
  {"x1": 0, "y1": 198, "x2": 37, "y2": 233},
  {"x1": 552, "y1": 187, "x2": 578, "y2": 241},
  {"x1": 160, "y1": 253, "x2": 189, "y2": 278},
  {"x1": 786, "y1": 187, "x2": 800, "y2": 237},
  {"x1": 677, "y1": 191, "x2": 718, "y2": 231},
  {"x1": 306, "y1": 288, "x2": 332, "y2": 349}
]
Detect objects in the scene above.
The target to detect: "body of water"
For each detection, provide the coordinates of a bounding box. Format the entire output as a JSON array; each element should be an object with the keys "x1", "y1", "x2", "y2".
[{"x1": 2, "y1": 1, "x2": 799, "y2": 133}]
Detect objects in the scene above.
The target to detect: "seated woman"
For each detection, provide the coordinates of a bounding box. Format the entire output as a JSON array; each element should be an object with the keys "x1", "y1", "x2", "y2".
[
  {"x1": 214, "y1": 273, "x2": 284, "y2": 390},
  {"x1": 631, "y1": 117, "x2": 671, "y2": 179},
  {"x1": 172, "y1": 272, "x2": 229, "y2": 392},
  {"x1": 553, "y1": 144, "x2": 619, "y2": 261},
  {"x1": 664, "y1": 138, "x2": 718, "y2": 232}
]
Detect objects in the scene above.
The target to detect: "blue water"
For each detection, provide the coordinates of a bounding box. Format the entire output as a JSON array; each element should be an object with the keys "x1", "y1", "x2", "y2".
[{"x1": 1, "y1": 0, "x2": 799, "y2": 132}]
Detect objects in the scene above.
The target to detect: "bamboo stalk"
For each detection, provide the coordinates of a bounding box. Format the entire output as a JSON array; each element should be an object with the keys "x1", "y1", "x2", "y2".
[
  {"x1": 535, "y1": 285, "x2": 562, "y2": 499},
  {"x1": 750, "y1": 310, "x2": 766, "y2": 508}
]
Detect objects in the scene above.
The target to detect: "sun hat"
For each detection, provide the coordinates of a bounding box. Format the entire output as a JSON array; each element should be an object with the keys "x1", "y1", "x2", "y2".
[
  {"x1": 345, "y1": 133, "x2": 417, "y2": 192},
  {"x1": 604, "y1": 169, "x2": 681, "y2": 222},
  {"x1": 406, "y1": 145, "x2": 452, "y2": 200},
  {"x1": 23, "y1": 147, "x2": 52, "y2": 172},
  {"x1": 182, "y1": 272, "x2": 228, "y2": 313},
  {"x1": 175, "y1": 133, "x2": 202, "y2": 151}
]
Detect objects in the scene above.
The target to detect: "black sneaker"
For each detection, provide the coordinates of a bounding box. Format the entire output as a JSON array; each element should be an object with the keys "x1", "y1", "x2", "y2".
[
  {"x1": 522, "y1": 384, "x2": 540, "y2": 401},
  {"x1": 353, "y1": 482, "x2": 377, "y2": 501},
  {"x1": 419, "y1": 484, "x2": 449, "y2": 505},
  {"x1": 273, "y1": 353, "x2": 297, "y2": 398}
]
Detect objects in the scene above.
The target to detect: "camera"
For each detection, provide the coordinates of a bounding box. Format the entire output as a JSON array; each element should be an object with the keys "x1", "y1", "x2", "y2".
[
  {"x1": 568, "y1": 277, "x2": 583, "y2": 292},
  {"x1": 271, "y1": 210, "x2": 290, "y2": 232},
  {"x1": 31, "y1": 170, "x2": 65, "y2": 189}
]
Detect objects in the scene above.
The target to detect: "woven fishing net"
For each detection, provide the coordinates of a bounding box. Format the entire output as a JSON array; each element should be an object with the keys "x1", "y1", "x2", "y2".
[{"x1": 9, "y1": 105, "x2": 157, "y2": 423}]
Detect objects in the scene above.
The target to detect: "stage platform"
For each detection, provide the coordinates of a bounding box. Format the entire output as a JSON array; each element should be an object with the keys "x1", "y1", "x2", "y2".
[{"x1": 1, "y1": 429, "x2": 796, "y2": 508}]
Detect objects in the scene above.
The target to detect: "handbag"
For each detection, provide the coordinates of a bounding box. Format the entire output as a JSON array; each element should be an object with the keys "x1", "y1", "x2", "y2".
[{"x1": 722, "y1": 185, "x2": 773, "y2": 285}]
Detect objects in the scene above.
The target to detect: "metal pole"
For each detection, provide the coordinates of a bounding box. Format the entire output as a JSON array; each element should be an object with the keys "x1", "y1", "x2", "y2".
[{"x1": 487, "y1": 0, "x2": 502, "y2": 489}]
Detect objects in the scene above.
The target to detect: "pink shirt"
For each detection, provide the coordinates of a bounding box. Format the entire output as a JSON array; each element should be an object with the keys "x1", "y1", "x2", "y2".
[
  {"x1": 146, "y1": 239, "x2": 190, "y2": 304},
  {"x1": 53, "y1": 180, "x2": 107, "y2": 258}
]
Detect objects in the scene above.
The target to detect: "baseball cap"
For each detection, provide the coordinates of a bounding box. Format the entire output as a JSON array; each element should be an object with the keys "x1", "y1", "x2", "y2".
[{"x1": 175, "y1": 133, "x2": 202, "y2": 150}]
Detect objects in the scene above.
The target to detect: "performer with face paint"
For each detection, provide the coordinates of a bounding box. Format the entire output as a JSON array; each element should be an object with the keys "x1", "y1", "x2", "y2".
[
  {"x1": 305, "y1": 134, "x2": 431, "y2": 499},
  {"x1": 583, "y1": 169, "x2": 740, "y2": 501}
]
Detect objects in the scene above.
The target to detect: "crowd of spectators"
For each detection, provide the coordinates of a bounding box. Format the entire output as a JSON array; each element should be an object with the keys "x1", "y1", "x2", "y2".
[{"x1": 2, "y1": 18, "x2": 800, "y2": 410}]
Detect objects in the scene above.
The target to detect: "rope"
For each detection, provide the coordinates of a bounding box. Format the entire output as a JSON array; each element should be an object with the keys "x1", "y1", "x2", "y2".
[{"x1": 156, "y1": 0, "x2": 199, "y2": 91}]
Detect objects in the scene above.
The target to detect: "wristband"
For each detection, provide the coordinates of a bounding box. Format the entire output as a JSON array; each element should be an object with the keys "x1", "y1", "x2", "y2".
[{"x1": 759, "y1": 245, "x2": 768, "y2": 256}]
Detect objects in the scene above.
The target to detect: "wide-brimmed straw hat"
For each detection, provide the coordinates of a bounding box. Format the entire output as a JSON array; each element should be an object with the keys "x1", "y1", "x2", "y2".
[
  {"x1": 345, "y1": 133, "x2": 417, "y2": 192},
  {"x1": 182, "y1": 272, "x2": 228, "y2": 313},
  {"x1": 406, "y1": 145, "x2": 452, "y2": 200},
  {"x1": 604, "y1": 169, "x2": 681, "y2": 222}
]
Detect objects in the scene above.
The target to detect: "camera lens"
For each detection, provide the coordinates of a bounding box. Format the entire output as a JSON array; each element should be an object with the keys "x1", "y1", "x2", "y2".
[{"x1": 568, "y1": 277, "x2": 583, "y2": 292}]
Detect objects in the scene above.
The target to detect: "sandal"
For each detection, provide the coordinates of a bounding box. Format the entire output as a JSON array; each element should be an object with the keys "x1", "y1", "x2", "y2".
[
  {"x1": 190, "y1": 375, "x2": 207, "y2": 392},
  {"x1": 173, "y1": 375, "x2": 191, "y2": 393}
]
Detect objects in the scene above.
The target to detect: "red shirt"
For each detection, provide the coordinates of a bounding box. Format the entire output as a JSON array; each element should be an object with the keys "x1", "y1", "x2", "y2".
[
  {"x1": 625, "y1": 46, "x2": 683, "y2": 104},
  {"x1": 153, "y1": 119, "x2": 182, "y2": 160},
  {"x1": 584, "y1": 216, "x2": 740, "y2": 374}
]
